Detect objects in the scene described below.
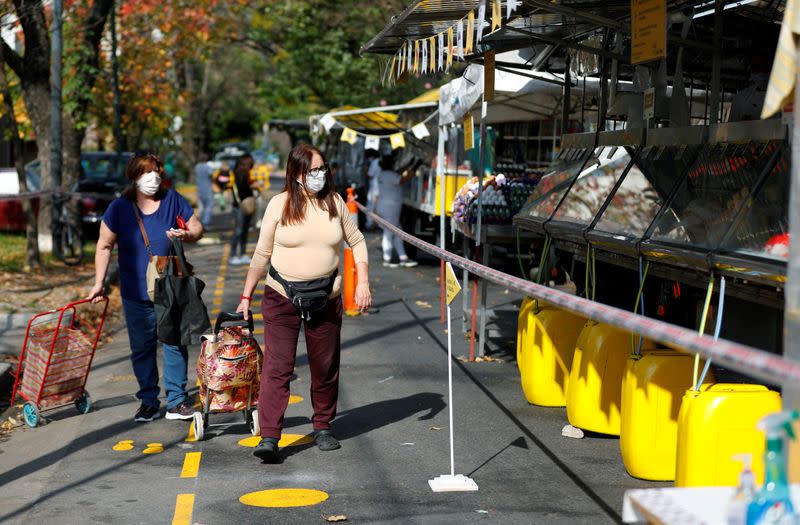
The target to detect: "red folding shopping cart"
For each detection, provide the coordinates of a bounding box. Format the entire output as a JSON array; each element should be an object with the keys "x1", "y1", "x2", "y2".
[{"x1": 11, "y1": 298, "x2": 109, "y2": 427}]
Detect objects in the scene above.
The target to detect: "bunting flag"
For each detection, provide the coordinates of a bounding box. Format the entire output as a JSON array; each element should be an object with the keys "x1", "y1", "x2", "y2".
[
  {"x1": 438, "y1": 33, "x2": 444, "y2": 71},
  {"x1": 463, "y1": 113, "x2": 474, "y2": 150},
  {"x1": 400, "y1": 43, "x2": 406, "y2": 74},
  {"x1": 412, "y1": 123, "x2": 431, "y2": 139},
  {"x1": 341, "y1": 128, "x2": 358, "y2": 144},
  {"x1": 390, "y1": 132, "x2": 406, "y2": 150},
  {"x1": 396, "y1": 50, "x2": 402, "y2": 77},
  {"x1": 492, "y1": 0, "x2": 502, "y2": 32},
  {"x1": 476, "y1": 0, "x2": 487, "y2": 44},
  {"x1": 507, "y1": 0, "x2": 519, "y2": 18},
  {"x1": 446, "y1": 27, "x2": 454, "y2": 68},
  {"x1": 407, "y1": 40, "x2": 412, "y2": 72},
  {"x1": 413, "y1": 40, "x2": 420, "y2": 73},
  {"x1": 429, "y1": 37, "x2": 436, "y2": 73},
  {"x1": 364, "y1": 135, "x2": 380, "y2": 151},
  {"x1": 421, "y1": 39, "x2": 428, "y2": 73},
  {"x1": 456, "y1": 19, "x2": 464, "y2": 59},
  {"x1": 320, "y1": 114, "x2": 336, "y2": 132},
  {"x1": 466, "y1": 11, "x2": 475, "y2": 54}
]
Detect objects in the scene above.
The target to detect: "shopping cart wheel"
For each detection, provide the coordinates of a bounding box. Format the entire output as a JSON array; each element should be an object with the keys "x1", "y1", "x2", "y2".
[
  {"x1": 75, "y1": 391, "x2": 92, "y2": 414},
  {"x1": 249, "y1": 409, "x2": 260, "y2": 436},
  {"x1": 23, "y1": 402, "x2": 40, "y2": 428},
  {"x1": 192, "y1": 412, "x2": 205, "y2": 441}
]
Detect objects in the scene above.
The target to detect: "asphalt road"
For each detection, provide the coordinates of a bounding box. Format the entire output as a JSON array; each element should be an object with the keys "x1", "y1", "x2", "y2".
[{"x1": 0, "y1": 206, "x2": 665, "y2": 524}]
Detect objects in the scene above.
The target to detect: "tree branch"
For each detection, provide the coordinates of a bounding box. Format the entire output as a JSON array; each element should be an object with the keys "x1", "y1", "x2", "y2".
[{"x1": 0, "y1": 39, "x2": 23, "y2": 76}]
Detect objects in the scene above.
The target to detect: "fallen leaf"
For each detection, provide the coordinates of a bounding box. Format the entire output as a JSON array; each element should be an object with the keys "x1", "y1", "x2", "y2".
[
  {"x1": 475, "y1": 355, "x2": 502, "y2": 363},
  {"x1": 457, "y1": 356, "x2": 469, "y2": 362},
  {"x1": 429, "y1": 426, "x2": 442, "y2": 431},
  {"x1": 325, "y1": 515, "x2": 348, "y2": 523},
  {"x1": 415, "y1": 300, "x2": 432, "y2": 309}
]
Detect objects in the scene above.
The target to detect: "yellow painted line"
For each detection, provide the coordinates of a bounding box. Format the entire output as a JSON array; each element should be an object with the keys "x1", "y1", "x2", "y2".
[
  {"x1": 172, "y1": 494, "x2": 195, "y2": 525},
  {"x1": 211, "y1": 308, "x2": 221, "y2": 315},
  {"x1": 185, "y1": 422, "x2": 197, "y2": 443},
  {"x1": 180, "y1": 452, "x2": 202, "y2": 478},
  {"x1": 212, "y1": 297, "x2": 222, "y2": 306},
  {"x1": 240, "y1": 488, "x2": 328, "y2": 508},
  {"x1": 237, "y1": 433, "x2": 313, "y2": 448},
  {"x1": 288, "y1": 394, "x2": 303, "y2": 405},
  {"x1": 213, "y1": 289, "x2": 224, "y2": 296}
]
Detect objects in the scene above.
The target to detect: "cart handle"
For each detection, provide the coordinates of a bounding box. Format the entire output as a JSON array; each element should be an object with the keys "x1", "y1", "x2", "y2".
[{"x1": 215, "y1": 311, "x2": 255, "y2": 334}]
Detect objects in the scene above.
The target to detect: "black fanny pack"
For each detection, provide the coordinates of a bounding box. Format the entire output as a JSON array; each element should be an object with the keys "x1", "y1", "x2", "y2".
[{"x1": 269, "y1": 266, "x2": 337, "y2": 321}]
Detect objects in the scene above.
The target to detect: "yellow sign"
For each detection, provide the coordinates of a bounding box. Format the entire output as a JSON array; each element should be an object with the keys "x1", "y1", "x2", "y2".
[
  {"x1": 390, "y1": 132, "x2": 406, "y2": 150},
  {"x1": 630, "y1": 0, "x2": 666, "y2": 64},
  {"x1": 463, "y1": 112, "x2": 474, "y2": 150},
  {"x1": 445, "y1": 262, "x2": 461, "y2": 305},
  {"x1": 340, "y1": 127, "x2": 358, "y2": 144}
]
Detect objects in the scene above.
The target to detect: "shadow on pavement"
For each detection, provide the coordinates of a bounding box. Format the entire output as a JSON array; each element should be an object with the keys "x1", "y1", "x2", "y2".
[{"x1": 334, "y1": 392, "x2": 446, "y2": 442}]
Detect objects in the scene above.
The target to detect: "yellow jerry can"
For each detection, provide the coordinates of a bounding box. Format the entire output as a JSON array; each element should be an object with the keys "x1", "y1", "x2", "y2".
[
  {"x1": 566, "y1": 322, "x2": 655, "y2": 436},
  {"x1": 516, "y1": 297, "x2": 536, "y2": 361},
  {"x1": 620, "y1": 349, "x2": 715, "y2": 481},
  {"x1": 675, "y1": 384, "x2": 781, "y2": 487},
  {"x1": 517, "y1": 304, "x2": 585, "y2": 407}
]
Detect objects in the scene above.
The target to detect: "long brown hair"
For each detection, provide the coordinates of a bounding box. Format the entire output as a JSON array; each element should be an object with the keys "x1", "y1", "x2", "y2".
[
  {"x1": 122, "y1": 152, "x2": 168, "y2": 201},
  {"x1": 282, "y1": 143, "x2": 337, "y2": 225}
]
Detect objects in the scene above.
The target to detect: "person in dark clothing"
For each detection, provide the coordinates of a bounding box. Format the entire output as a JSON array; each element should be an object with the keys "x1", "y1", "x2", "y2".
[{"x1": 229, "y1": 154, "x2": 256, "y2": 265}]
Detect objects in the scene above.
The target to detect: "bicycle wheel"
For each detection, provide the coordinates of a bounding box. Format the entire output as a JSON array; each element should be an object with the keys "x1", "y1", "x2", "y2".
[{"x1": 57, "y1": 222, "x2": 84, "y2": 266}]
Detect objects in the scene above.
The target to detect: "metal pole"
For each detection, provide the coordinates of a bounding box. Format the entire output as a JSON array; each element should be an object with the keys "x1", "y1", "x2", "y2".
[
  {"x1": 110, "y1": 0, "x2": 122, "y2": 153},
  {"x1": 475, "y1": 99, "x2": 488, "y2": 245},
  {"x1": 438, "y1": 125, "x2": 447, "y2": 324},
  {"x1": 784, "y1": 66, "x2": 800, "y2": 414},
  {"x1": 447, "y1": 301, "x2": 455, "y2": 476},
  {"x1": 562, "y1": 56, "x2": 571, "y2": 135},
  {"x1": 50, "y1": 0, "x2": 63, "y2": 190},
  {"x1": 709, "y1": 2, "x2": 723, "y2": 125}
]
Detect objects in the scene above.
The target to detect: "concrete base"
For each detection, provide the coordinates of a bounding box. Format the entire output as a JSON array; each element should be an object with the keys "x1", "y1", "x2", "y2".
[{"x1": 428, "y1": 474, "x2": 479, "y2": 493}]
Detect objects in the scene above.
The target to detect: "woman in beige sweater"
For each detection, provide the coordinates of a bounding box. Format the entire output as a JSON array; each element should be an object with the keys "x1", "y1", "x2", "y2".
[{"x1": 237, "y1": 143, "x2": 371, "y2": 463}]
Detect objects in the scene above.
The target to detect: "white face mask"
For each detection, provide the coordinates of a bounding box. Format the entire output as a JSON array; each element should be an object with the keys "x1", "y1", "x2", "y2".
[
  {"x1": 136, "y1": 171, "x2": 161, "y2": 196},
  {"x1": 301, "y1": 169, "x2": 326, "y2": 193}
]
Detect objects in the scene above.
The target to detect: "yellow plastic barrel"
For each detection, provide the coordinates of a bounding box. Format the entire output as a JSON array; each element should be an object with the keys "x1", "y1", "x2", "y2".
[
  {"x1": 620, "y1": 349, "x2": 715, "y2": 481},
  {"x1": 517, "y1": 304, "x2": 585, "y2": 407},
  {"x1": 675, "y1": 384, "x2": 781, "y2": 487},
  {"x1": 566, "y1": 322, "x2": 655, "y2": 436}
]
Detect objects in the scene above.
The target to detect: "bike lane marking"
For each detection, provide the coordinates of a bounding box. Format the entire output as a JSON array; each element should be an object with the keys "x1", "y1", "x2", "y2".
[{"x1": 171, "y1": 494, "x2": 195, "y2": 525}]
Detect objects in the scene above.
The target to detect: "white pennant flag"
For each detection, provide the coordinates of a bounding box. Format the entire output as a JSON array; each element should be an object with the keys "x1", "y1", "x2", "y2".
[
  {"x1": 364, "y1": 135, "x2": 380, "y2": 151},
  {"x1": 320, "y1": 114, "x2": 336, "y2": 133},
  {"x1": 407, "y1": 40, "x2": 412, "y2": 71},
  {"x1": 438, "y1": 33, "x2": 444, "y2": 70},
  {"x1": 422, "y1": 39, "x2": 428, "y2": 73},
  {"x1": 507, "y1": 0, "x2": 519, "y2": 18},
  {"x1": 456, "y1": 20, "x2": 464, "y2": 59},
  {"x1": 476, "y1": 0, "x2": 488, "y2": 44},
  {"x1": 412, "y1": 123, "x2": 431, "y2": 139}
]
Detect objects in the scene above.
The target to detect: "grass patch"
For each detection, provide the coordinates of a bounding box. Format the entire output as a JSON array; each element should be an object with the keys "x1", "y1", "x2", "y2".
[{"x1": 0, "y1": 233, "x2": 97, "y2": 273}]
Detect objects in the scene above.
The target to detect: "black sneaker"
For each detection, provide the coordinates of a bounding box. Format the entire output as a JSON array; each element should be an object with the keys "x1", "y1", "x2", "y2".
[
  {"x1": 134, "y1": 404, "x2": 161, "y2": 423},
  {"x1": 253, "y1": 438, "x2": 280, "y2": 463},
  {"x1": 165, "y1": 402, "x2": 195, "y2": 421},
  {"x1": 314, "y1": 430, "x2": 341, "y2": 451}
]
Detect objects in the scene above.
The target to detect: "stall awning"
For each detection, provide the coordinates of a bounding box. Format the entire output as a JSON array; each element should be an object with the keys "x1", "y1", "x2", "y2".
[{"x1": 326, "y1": 105, "x2": 402, "y2": 131}]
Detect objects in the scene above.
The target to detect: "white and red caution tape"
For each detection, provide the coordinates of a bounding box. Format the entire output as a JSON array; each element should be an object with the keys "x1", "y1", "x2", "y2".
[{"x1": 358, "y1": 202, "x2": 800, "y2": 387}]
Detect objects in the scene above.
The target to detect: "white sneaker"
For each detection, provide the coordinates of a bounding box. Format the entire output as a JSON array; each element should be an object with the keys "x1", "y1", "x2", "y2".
[
  {"x1": 229, "y1": 255, "x2": 242, "y2": 265},
  {"x1": 239, "y1": 255, "x2": 251, "y2": 265},
  {"x1": 399, "y1": 258, "x2": 418, "y2": 268},
  {"x1": 382, "y1": 260, "x2": 399, "y2": 268}
]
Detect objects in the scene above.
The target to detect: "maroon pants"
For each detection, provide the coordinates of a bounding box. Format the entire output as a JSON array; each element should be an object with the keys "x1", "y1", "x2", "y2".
[{"x1": 258, "y1": 285, "x2": 343, "y2": 439}]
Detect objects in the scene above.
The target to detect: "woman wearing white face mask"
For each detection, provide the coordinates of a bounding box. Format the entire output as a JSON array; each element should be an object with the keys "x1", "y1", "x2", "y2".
[
  {"x1": 87, "y1": 153, "x2": 204, "y2": 423},
  {"x1": 237, "y1": 143, "x2": 371, "y2": 463}
]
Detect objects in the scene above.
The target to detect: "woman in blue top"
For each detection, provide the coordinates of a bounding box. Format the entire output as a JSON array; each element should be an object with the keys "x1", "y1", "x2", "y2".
[{"x1": 87, "y1": 153, "x2": 204, "y2": 423}]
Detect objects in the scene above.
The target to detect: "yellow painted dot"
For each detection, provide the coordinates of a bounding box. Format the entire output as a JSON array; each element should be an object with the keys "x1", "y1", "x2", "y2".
[
  {"x1": 238, "y1": 436, "x2": 261, "y2": 448},
  {"x1": 239, "y1": 488, "x2": 329, "y2": 508},
  {"x1": 288, "y1": 395, "x2": 303, "y2": 405},
  {"x1": 147, "y1": 442, "x2": 163, "y2": 447},
  {"x1": 237, "y1": 433, "x2": 314, "y2": 448},
  {"x1": 119, "y1": 440, "x2": 134, "y2": 444},
  {"x1": 143, "y1": 443, "x2": 164, "y2": 454},
  {"x1": 112, "y1": 442, "x2": 134, "y2": 451}
]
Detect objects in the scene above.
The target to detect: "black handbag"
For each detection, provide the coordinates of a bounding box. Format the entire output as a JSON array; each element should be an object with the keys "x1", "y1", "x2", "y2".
[
  {"x1": 269, "y1": 266, "x2": 337, "y2": 321},
  {"x1": 154, "y1": 238, "x2": 211, "y2": 346}
]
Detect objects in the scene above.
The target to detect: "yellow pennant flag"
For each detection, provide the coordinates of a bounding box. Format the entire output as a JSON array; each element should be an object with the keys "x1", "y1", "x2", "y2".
[
  {"x1": 413, "y1": 40, "x2": 420, "y2": 73},
  {"x1": 446, "y1": 27, "x2": 454, "y2": 68},
  {"x1": 445, "y1": 262, "x2": 462, "y2": 305},
  {"x1": 463, "y1": 113, "x2": 474, "y2": 150},
  {"x1": 341, "y1": 128, "x2": 358, "y2": 144},
  {"x1": 466, "y1": 12, "x2": 474, "y2": 54},
  {"x1": 399, "y1": 43, "x2": 405, "y2": 75},
  {"x1": 429, "y1": 37, "x2": 436, "y2": 73},
  {"x1": 390, "y1": 132, "x2": 406, "y2": 150},
  {"x1": 492, "y1": 0, "x2": 502, "y2": 32}
]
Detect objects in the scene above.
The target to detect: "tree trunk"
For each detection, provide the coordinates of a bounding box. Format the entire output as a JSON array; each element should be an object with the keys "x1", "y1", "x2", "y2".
[
  {"x1": 22, "y1": 80, "x2": 54, "y2": 248},
  {"x1": 0, "y1": 63, "x2": 40, "y2": 269},
  {"x1": 62, "y1": 115, "x2": 84, "y2": 190}
]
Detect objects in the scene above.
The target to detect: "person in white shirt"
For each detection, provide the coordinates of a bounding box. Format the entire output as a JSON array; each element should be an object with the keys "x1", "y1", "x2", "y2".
[
  {"x1": 376, "y1": 155, "x2": 417, "y2": 268},
  {"x1": 365, "y1": 149, "x2": 380, "y2": 230}
]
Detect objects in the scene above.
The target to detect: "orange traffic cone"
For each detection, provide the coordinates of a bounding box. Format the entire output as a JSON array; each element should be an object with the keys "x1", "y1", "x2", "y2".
[{"x1": 343, "y1": 187, "x2": 360, "y2": 317}]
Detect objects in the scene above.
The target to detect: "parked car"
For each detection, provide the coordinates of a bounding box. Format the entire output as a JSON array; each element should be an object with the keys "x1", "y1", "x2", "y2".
[
  {"x1": 0, "y1": 168, "x2": 40, "y2": 232},
  {"x1": 13, "y1": 152, "x2": 171, "y2": 237}
]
